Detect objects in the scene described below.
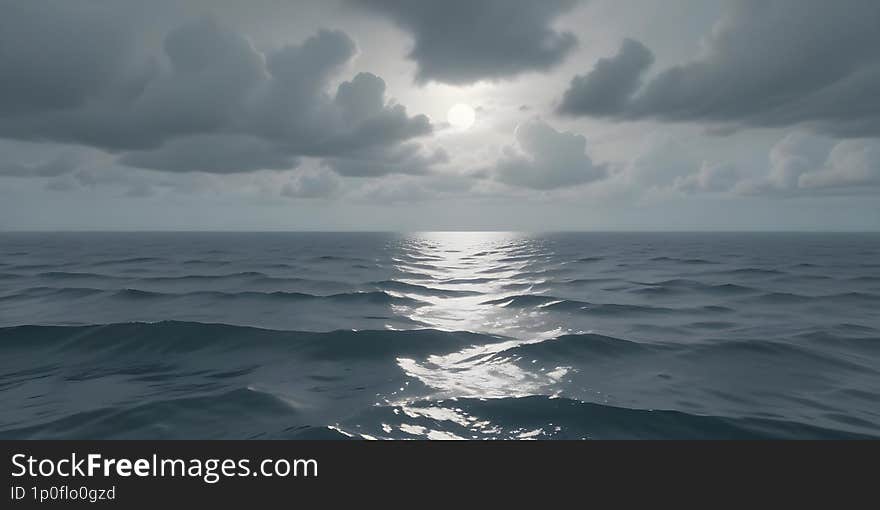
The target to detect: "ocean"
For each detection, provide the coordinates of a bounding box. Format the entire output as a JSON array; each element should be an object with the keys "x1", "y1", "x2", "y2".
[{"x1": 1, "y1": 231, "x2": 878, "y2": 439}]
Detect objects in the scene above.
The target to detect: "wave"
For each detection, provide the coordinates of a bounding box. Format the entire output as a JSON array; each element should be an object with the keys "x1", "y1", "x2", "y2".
[
  {"x1": 346, "y1": 396, "x2": 876, "y2": 440},
  {"x1": 2, "y1": 321, "x2": 878, "y2": 439},
  {"x1": 691, "y1": 267, "x2": 788, "y2": 277},
  {"x1": 749, "y1": 292, "x2": 815, "y2": 304},
  {"x1": 492, "y1": 331, "x2": 877, "y2": 376},
  {"x1": 17, "y1": 270, "x2": 303, "y2": 284},
  {"x1": 850, "y1": 276, "x2": 880, "y2": 283},
  {"x1": 181, "y1": 259, "x2": 231, "y2": 266},
  {"x1": 829, "y1": 292, "x2": 880, "y2": 303},
  {"x1": 14, "y1": 389, "x2": 873, "y2": 440},
  {"x1": 439, "y1": 277, "x2": 496, "y2": 285},
  {"x1": 499, "y1": 255, "x2": 544, "y2": 263},
  {"x1": 630, "y1": 279, "x2": 758, "y2": 295},
  {"x1": 678, "y1": 339, "x2": 877, "y2": 373},
  {"x1": 370, "y1": 280, "x2": 480, "y2": 297},
  {"x1": 749, "y1": 291, "x2": 880, "y2": 305},
  {"x1": 309, "y1": 255, "x2": 370, "y2": 263},
  {"x1": 9, "y1": 263, "x2": 74, "y2": 271},
  {"x1": 2, "y1": 287, "x2": 426, "y2": 307},
  {"x1": 0, "y1": 321, "x2": 495, "y2": 360},
  {"x1": 558, "y1": 277, "x2": 619, "y2": 286},
  {"x1": 89, "y1": 257, "x2": 165, "y2": 266},
  {"x1": 795, "y1": 330, "x2": 880, "y2": 354},
  {"x1": 0, "y1": 286, "x2": 106, "y2": 300},
  {"x1": 650, "y1": 256, "x2": 717, "y2": 265},
  {"x1": 504, "y1": 333, "x2": 658, "y2": 360},
  {"x1": 0, "y1": 387, "x2": 347, "y2": 440},
  {"x1": 482, "y1": 294, "x2": 732, "y2": 316},
  {"x1": 20, "y1": 320, "x2": 823, "y2": 369},
  {"x1": 687, "y1": 321, "x2": 739, "y2": 330},
  {"x1": 36, "y1": 271, "x2": 129, "y2": 280},
  {"x1": 482, "y1": 294, "x2": 563, "y2": 307},
  {"x1": 139, "y1": 271, "x2": 268, "y2": 282}
]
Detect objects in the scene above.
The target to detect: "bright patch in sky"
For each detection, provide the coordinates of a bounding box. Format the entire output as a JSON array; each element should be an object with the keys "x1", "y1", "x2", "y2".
[{"x1": 447, "y1": 104, "x2": 476, "y2": 130}]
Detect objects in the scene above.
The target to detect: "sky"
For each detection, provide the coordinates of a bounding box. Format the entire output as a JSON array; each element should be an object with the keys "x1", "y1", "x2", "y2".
[{"x1": 1, "y1": 0, "x2": 879, "y2": 231}]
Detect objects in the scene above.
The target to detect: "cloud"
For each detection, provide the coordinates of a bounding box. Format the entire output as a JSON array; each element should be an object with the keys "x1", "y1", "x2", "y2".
[
  {"x1": 737, "y1": 134, "x2": 880, "y2": 195},
  {"x1": 765, "y1": 133, "x2": 832, "y2": 190},
  {"x1": 354, "y1": 176, "x2": 435, "y2": 203},
  {"x1": 799, "y1": 139, "x2": 880, "y2": 189},
  {"x1": 307, "y1": 73, "x2": 433, "y2": 158},
  {"x1": 674, "y1": 162, "x2": 741, "y2": 193},
  {"x1": 282, "y1": 169, "x2": 341, "y2": 198},
  {"x1": 0, "y1": 8, "x2": 435, "y2": 175},
  {"x1": 38, "y1": 161, "x2": 164, "y2": 198},
  {"x1": 493, "y1": 119, "x2": 606, "y2": 190},
  {"x1": 354, "y1": 0, "x2": 579, "y2": 84},
  {"x1": 0, "y1": 1, "x2": 135, "y2": 117},
  {"x1": 557, "y1": 39, "x2": 653, "y2": 116},
  {"x1": 625, "y1": 132, "x2": 879, "y2": 198},
  {"x1": 557, "y1": 0, "x2": 880, "y2": 137},
  {"x1": 0, "y1": 154, "x2": 81, "y2": 178},
  {"x1": 622, "y1": 134, "x2": 699, "y2": 189},
  {"x1": 580, "y1": 133, "x2": 717, "y2": 201},
  {"x1": 324, "y1": 144, "x2": 448, "y2": 177},
  {"x1": 123, "y1": 182, "x2": 157, "y2": 198},
  {"x1": 44, "y1": 177, "x2": 81, "y2": 192},
  {"x1": 351, "y1": 171, "x2": 477, "y2": 203},
  {"x1": 121, "y1": 135, "x2": 299, "y2": 174}
]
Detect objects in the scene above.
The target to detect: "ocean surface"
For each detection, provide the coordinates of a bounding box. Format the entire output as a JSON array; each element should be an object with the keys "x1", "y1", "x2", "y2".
[{"x1": 1, "y1": 231, "x2": 878, "y2": 439}]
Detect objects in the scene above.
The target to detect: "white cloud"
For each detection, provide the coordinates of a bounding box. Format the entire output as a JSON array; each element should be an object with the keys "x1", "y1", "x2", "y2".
[{"x1": 493, "y1": 119, "x2": 606, "y2": 190}]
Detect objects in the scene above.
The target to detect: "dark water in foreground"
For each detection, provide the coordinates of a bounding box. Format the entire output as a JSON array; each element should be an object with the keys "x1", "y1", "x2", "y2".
[{"x1": 1, "y1": 232, "x2": 878, "y2": 439}]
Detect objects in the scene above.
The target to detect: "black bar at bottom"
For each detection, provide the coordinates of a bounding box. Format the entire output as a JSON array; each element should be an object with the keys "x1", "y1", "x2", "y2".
[{"x1": 2, "y1": 441, "x2": 875, "y2": 506}]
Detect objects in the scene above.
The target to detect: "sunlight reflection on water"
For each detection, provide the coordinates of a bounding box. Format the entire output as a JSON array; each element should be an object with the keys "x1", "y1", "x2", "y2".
[{"x1": 359, "y1": 232, "x2": 574, "y2": 439}]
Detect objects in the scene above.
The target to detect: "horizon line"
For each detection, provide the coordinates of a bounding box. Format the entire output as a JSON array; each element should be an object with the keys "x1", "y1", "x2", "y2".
[{"x1": 2, "y1": 229, "x2": 879, "y2": 234}]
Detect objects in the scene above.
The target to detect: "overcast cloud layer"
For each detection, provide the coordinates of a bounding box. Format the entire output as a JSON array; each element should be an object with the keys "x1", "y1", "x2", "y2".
[
  {"x1": 354, "y1": 0, "x2": 579, "y2": 85},
  {"x1": 0, "y1": 5, "x2": 436, "y2": 175},
  {"x1": 0, "y1": 0, "x2": 878, "y2": 230},
  {"x1": 558, "y1": 0, "x2": 880, "y2": 137}
]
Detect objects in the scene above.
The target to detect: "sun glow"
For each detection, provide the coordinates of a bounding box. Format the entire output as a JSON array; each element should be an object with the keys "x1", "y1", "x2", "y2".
[{"x1": 447, "y1": 103, "x2": 476, "y2": 130}]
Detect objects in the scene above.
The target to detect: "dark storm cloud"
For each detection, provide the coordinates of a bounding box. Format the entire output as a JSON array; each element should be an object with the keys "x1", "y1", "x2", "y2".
[
  {"x1": 558, "y1": 0, "x2": 880, "y2": 137},
  {"x1": 0, "y1": 4, "x2": 434, "y2": 175},
  {"x1": 493, "y1": 119, "x2": 606, "y2": 190},
  {"x1": 0, "y1": 1, "x2": 134, "y2": 116},
  {"x1": 310, "y1": 73, "x2": 432, "y2": 156},
  {"x1": 354, "y1": 0, "x2": 579, "y2": 84},
  {"x1": 557, "y1": 39, "x2": 653, "y2": 116}
]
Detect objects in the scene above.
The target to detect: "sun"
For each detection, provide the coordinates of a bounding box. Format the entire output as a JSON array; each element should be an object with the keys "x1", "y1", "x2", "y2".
[{"x1": 447, "y1": 103, "x2": 476, "y2": 130}]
